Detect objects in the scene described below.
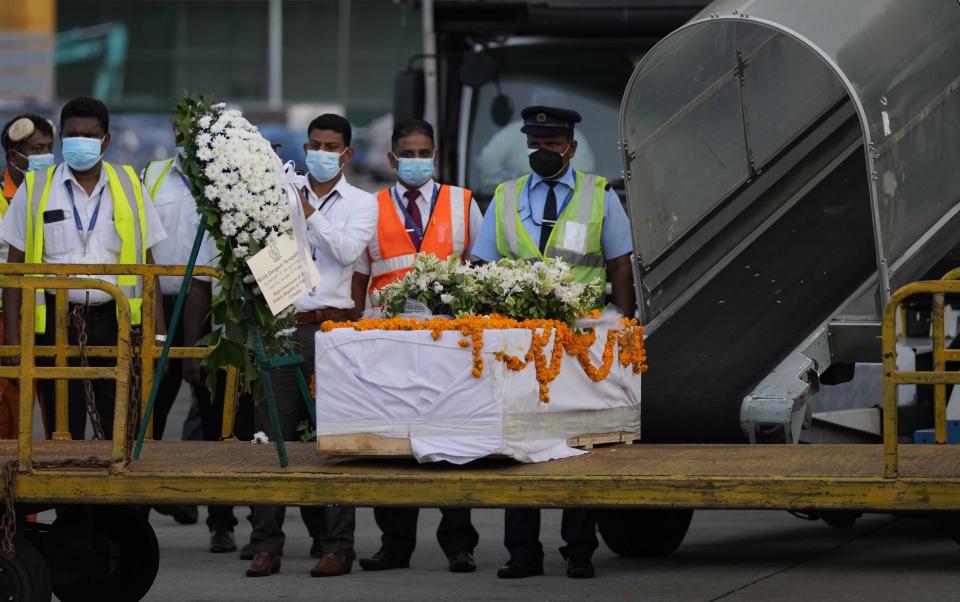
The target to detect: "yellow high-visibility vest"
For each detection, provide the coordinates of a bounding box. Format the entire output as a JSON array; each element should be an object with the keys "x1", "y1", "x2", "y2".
[
  {"x1": 494, "y1": 171, "x2": 607, "y2": 291},
  {"x1": 142, "y1": 158, "x2": 174, "y2": 200},
  {"x1": 23, "y1": 163, "x2": 148, "y2": 333}
]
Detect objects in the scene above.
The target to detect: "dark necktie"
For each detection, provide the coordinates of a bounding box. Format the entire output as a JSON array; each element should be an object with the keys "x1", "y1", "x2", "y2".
[
  {"x1": 403, "y1": 189, "x2": 423, "y2": 249},
  {"x1": 538, "y1": 181, "x2": 558, "y2": 254}
]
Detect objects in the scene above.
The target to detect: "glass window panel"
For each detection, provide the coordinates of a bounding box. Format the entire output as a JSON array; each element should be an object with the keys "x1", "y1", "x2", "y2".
[
  {"x1": 628, "y1": 79, "x2": 749, "y2": 263},
  {"x1": 740, "y1": 26, "x2": 846, "y2": 167}
]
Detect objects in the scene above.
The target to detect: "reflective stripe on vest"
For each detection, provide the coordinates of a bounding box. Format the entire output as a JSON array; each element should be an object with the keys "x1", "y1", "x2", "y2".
[
  {"x1": 24, "y1": 163, "x2": 148, "y2": 333},
  {"x1": 143, "y1": 158, "x2": 175, "y2": 200},
  {"x1": 494, "y1": 172, "x2": 607, "y2": 287},
  {"x1": 367, "y1": 184, "x2": 471, "y2": 292}
]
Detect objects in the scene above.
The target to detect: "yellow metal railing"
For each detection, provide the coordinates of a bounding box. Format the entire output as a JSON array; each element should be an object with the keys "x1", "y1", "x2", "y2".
[
  {"x1": 0, "y1": 264, "x2": 239, "y2": 471},
  {"x1": 882, "y1": 269, "x2": 960, "y2": 478}
]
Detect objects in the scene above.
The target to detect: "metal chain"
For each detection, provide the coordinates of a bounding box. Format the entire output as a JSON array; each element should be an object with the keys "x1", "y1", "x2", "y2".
[
  {"x1": 0, "y1": 460, "x2": 15, "y2": 559},
  {"x1": 71, "y1": 304, "x2": 105, "y2": 440},
  {"x1": 127, "y1": 327, "x2": 143, "y2": 458}
]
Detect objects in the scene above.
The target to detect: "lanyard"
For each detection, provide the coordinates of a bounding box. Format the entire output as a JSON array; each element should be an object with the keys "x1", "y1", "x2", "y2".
[
  {"x1": 65, "y1": 182, "x2": 104, "y2": 256},
  {"x1": 526, "y1": 176, "x2": 574, "y2": 227},
  {"x1": 301, "y1": 186, "x2": 340, "y2": 262},
  {"x1": 178, "y1": 171, "x2": 192, "y2": 192},
  {"x1": 392, "y1": 183, "x2": 440, "y2": 245},
  {"x1": 302, "y1": 186, "x2": 339, "y2": 216}
]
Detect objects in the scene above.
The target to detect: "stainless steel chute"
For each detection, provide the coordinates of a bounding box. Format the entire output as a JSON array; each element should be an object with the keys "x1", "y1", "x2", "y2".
[{"x1": 620, "y1": 0, "x2": 960, "y2": 441}]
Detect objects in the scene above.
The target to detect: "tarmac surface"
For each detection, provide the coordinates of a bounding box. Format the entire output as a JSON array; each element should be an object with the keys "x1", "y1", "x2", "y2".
[
  {"x1": 141, "y1": 506, "x2": 960, "y2": 601},
  {"x1": 113, "y1": 387, "x2": 960, "y2": 601}
]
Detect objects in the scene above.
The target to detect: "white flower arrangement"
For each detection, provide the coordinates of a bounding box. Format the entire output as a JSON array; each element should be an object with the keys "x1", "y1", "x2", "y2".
[
  {"x1": 377, "y1": 255, "x2": 602, "y2": 325},
  {"x1": 174, "y1": 94, "x2": 297, "y2": 396}
]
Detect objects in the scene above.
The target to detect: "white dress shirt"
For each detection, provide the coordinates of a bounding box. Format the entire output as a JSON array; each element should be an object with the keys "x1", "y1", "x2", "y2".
[
  {"x1": 145, "y1": 157, "x2": 217, "y2": 295},
  {"x1": 353, "y1": 178, "x2": 483, "y2": 276},
  {"x1": 0, "y1": 163, "x2": 167, "y2": 304},
  {"x1": 293, "y1": 173, "x2": 378, "y2": 311}
]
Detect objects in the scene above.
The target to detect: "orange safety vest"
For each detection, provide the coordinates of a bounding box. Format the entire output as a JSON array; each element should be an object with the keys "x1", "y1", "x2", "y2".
[
  {"x1": 1, "y1": 168, "x2": 17, "y2": 213},
  {"x1": 367, "y1": 184, "x2": 471, "y2": 293}
]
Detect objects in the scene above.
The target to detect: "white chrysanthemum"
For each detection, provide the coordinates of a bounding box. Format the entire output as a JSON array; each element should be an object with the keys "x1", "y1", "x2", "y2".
[
  {"x1": 275, "y1": 327, "x2": 297, "y2": 338},
  {"x1": 191, "y1": 106, "x2": 294, "y2": 271}
]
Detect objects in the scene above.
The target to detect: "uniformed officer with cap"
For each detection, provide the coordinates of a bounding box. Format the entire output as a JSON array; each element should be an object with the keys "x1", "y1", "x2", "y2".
[{"x1": 470, "y1": 105, "x2": 636, "y2": 579}]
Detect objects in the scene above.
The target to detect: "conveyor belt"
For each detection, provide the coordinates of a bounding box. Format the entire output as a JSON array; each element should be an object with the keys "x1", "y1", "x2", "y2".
[
  {"x1": 5, "y1": 440, "x2": 960, "y2": 511},
  {"x1": 637, "y1": 107, "x2": 877, "y2": 442}
]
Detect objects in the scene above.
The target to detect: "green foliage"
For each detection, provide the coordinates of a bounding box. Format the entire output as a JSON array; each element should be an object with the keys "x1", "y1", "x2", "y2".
[
  {"x1": 296, "y1": 420, "x2": 317, "y2": 443},
  {"x1": 377, "y1": 255, "x2": 601, "y2": 326}
]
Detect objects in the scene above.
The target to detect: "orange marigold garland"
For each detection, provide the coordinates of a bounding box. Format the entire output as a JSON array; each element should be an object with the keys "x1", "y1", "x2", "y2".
[{"x1": 321, "y1": 314, "x2": 647, "y2": 402}]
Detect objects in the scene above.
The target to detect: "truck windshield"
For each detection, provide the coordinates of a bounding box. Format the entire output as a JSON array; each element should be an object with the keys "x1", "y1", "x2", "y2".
[{"x1": 466, "y1": 44, "x2": 640, "y2": 202}]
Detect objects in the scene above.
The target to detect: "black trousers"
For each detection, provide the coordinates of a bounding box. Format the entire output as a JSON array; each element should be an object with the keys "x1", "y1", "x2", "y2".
[
  {"x1": 36, "y1": 298, "x2": 118, "y2": 440},
  {"x1": 373, "y1": 507, "x2": 478, "y2": 559},
  {"x1": 249, "y1": 323, "x2": 354, "y2": 556},
  {"x1": 503, "y1": 508, "x2": 598, "y2": 563}
]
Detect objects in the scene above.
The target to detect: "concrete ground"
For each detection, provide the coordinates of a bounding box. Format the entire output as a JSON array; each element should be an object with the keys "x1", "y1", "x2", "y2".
[
  {"x1": 141, "y1": 507, "x2": 960, "y2": 602},
  {"x1": 92, "y1": 386, "x2": 960, "y2": 601}
]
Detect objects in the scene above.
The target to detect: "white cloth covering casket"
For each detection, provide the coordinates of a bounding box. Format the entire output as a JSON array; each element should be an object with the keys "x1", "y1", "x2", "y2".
[{"x1": 314, "y1": 325, "x2": 641, "y2": 464}]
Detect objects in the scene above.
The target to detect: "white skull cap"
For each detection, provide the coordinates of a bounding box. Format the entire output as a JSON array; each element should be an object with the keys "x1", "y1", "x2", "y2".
[
  {"x1": 5, "y1": 117, "x2": 55, "y2": 143},
  {"x1": 7, "y1": 118, "x2": 34, "y2": 143}
]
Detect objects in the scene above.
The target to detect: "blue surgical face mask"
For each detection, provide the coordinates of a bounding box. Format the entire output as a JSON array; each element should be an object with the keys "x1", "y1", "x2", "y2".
[
  {"x1": 12, "y1": 151, "x2": 55, "y2": 173},
  {"x1": 396, "y1": 157, "x2": 435, "y2": 188},
  {"x1": 175, "y1": 146, "x2": 187, "y2": 159},
  {"x1": 27, "y1": 153, "x2": 55, "y2": 172},
  {"x1": 305, "y1": 149, "x2": 345, "y2": 183},
  {"x1": 61, "y1": 136, "x2": 104, "y2": 171}
]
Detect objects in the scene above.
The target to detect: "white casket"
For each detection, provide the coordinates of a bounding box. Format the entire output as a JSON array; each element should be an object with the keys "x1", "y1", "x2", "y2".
[{"x1": 314, "y1": 323, "x2": 641, "y2": 464}]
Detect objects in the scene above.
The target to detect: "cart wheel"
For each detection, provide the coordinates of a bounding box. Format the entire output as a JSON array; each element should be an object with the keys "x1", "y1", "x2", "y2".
[
  {"x1": 597, "y1": 509, "x2": 693, "y2": 558},
  {"x1": 51, "y1": 507, "x2": 159, "y2": 602},
  {"x1": 936, "y1": 512, "x2": 960, "y2": 546},
  {"x1": 0, "y1": 536, "x2": 51, "y2": 602},
  {"x1": 820, "y1": 510, "x2": 862, "y2": 529}
]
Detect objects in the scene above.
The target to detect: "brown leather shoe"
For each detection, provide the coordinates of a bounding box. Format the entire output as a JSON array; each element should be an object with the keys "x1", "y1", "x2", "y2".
[
  {"x1": 310, "y1": 552, "x2": 353, "y2": 577},
  {"x1": 246, "y1": 552, "x2": 281, "y2": 577}
]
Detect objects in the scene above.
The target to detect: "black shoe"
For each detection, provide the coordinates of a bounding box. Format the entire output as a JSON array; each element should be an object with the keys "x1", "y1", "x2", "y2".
[
  {"x1": 358, "y1": 548, "x2": 411, "y2": 571},
  {"x1": 239, "y1": 543, "x2": 256, "y2": 561},
  {"x1": 154, "y1": 504, "x2": 199, "y2": 525},
  {"x1": 209, "y1": 528, "x2": 237, "y2": 553},
  {"x1": 447, "y1": 551, "x2": 476, "y2": 573},
  {"x1": 310, "y1": 538, "x2": 323, "y2": 559},
  {"x1": 566, "y1": 556, "x2": 595, "y2": 579},
  {"x1": 497, "y1": 558, "x2": 543, "y2": 579}
]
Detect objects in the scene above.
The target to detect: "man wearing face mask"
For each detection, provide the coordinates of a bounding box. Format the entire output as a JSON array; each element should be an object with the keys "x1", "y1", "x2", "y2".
[
  {"x1": 470, "y1": 106, "x2": 636, "y2": 580},
  {"x1": 0, "y1": 114, "x2": 56, "y2": 437},
  {"x1": 351, "y1": 119, "x2": 482, "y2": 574},
  {"x1": 2, "y1": 114, "x2": 56, "y2": 211},
  {"x1": 244, "y1": 114, "x2": 377, "y2": 580},
  {"x1": 352, "y1": 118, "x2": 483, "y2": 309},
  {"x1": 0, "y1": 96, "x2": 168, "y2": 441}
]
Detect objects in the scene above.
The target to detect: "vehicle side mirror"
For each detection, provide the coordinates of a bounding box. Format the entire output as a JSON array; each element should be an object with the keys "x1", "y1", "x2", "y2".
[
  {"x1": 459, "y1": 51, "x2": 497, "y2": 87},
  {"x1": 393, "y1": 68, "x2": 425, "y2": 123},
  {"x1": 491, "y1": 94, "x2": 514, "y2": 126}
]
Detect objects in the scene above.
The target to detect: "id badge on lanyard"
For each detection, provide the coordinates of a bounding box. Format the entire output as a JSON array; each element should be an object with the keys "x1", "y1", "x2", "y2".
[
  {"x1": 65, "y1": 183, "x2": 104, "y2": 257},
  {"x1": 392, "y1": 184, "x2": 440, "y2": 248}
]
